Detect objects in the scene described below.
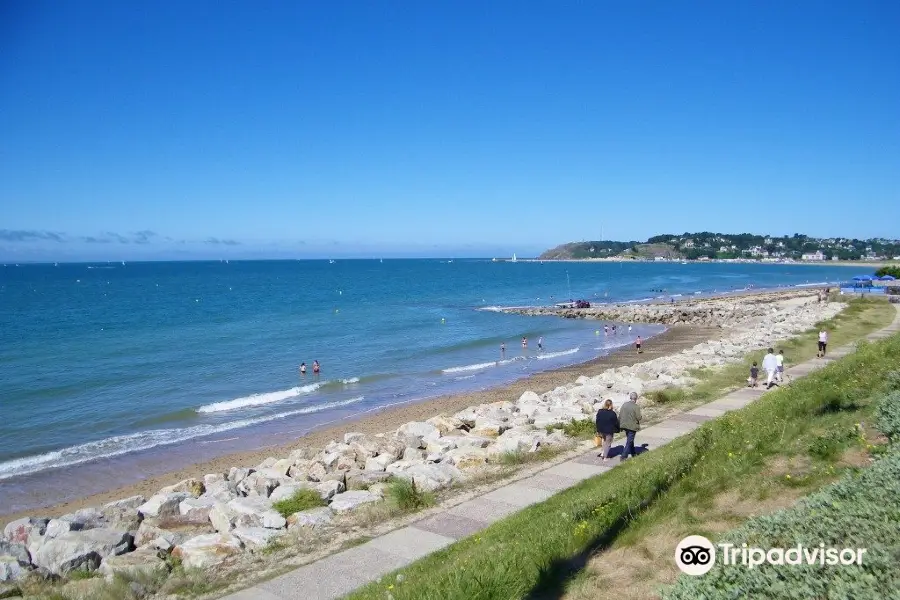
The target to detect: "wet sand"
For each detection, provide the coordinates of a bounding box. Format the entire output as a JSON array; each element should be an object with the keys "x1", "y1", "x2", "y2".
[{"x1": 0, "y1": 325, "x2": 716, "y2": 527}]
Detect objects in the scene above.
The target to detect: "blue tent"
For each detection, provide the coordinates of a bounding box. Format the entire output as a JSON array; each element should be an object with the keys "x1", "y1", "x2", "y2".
[
  {"x1": 852, "y1": 275, "x2": 874, "y2": 281},
  {"x1": 880, "y1": 275, "x2": 897, "y2": 281}
]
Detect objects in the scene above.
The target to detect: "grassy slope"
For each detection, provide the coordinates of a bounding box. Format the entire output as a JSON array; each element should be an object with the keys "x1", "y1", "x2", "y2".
[{"x1": 346, "y1": 302, "x2": 897, "y2": 600}]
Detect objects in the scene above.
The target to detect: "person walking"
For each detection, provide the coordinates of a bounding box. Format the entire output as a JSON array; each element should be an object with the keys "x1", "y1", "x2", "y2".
[
  {"x1": 762, "y1": 348, "x2": 778, "y2": 389},
  {"x1": 776, "y1": 349, "x2": 785, "y2": 382},
  {"x1": 635, "y1": 336, "x2": 643, "y2": 354},
  {"x1": 618, "y1": 392, "x2": 642, "y2": 461},
  {"x1": 594, "y1": 399, "x2": 620, "y2": 461},
  {"x1": 537, "y1": 336, "x2": 544, "y2": 351},
  {"x1": 817, "y1": 329, "x2": 828, "y2": 358}
]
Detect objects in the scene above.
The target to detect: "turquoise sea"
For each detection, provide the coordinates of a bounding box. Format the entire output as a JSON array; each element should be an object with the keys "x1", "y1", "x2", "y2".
[{"x1": 0, "y1": 259, "x2": 852, "y2": 512}]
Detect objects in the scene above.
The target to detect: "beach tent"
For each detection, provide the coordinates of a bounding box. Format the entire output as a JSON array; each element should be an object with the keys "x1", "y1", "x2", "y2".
[
  {"x1": 852, "y1": 275, "x2": 874, "y2": 281},
  {"x1": 879, "y1": 275, "x2": 897, "y2": 281}
]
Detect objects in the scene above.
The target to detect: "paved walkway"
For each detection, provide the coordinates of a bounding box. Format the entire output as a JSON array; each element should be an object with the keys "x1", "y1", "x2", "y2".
[{"x1": 222, "y1": 306, "x2": 900, "y2": 600}]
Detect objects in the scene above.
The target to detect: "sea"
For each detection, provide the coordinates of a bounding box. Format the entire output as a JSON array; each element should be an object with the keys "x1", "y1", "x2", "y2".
[{"x1": 0, "y1": 259, "x2": 857, "y2": 513}]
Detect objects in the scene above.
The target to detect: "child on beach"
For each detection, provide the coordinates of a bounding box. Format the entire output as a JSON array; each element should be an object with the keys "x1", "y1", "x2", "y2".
[
  {"x1": 748, "y1": 362, "x2": 759, "y2": 387},
  {"x1": 635, "y1": 336, "x2": 643, "y2": 354},
  {"x1": 776, "y1": 350, "x2": 785, "y2": 382}
]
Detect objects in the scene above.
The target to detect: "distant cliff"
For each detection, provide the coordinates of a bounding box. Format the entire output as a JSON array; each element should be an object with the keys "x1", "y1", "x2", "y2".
[{"x1": 538, "y1": 241, "x2": 681, "y2": 260}]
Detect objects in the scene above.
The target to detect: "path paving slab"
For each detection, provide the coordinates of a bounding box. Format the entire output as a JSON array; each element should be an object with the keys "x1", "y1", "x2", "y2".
[
  {"x1": 446, "y1": 496, "x2": 520, "y2": 523},
  {"x1": 367, "y1": 527, "x2": 455, "y2": 561},
  {"x1": 412, "y1": 512, "x2": 489, "y2": 540},
  {"x1": 481, "y1": 482, "x2": 556, "y2": 508}
]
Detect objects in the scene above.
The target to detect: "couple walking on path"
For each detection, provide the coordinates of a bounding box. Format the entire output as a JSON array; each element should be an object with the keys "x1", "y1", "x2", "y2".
[{"x1": 594, "y1": 392, "x2": 642, "y2": 462}]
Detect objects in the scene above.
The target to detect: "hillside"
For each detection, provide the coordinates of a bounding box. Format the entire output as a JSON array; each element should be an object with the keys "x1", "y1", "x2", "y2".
[{"x1": 537, "y1": 240, "x2": 680, "y2": 260}]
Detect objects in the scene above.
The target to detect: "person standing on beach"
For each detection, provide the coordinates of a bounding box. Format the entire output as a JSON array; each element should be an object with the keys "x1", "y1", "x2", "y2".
[
  {"x1": 594, "y1": 399, "x2": 619, "y2": 461},
  {"x1": 313, "y1": 360, "x2": 320, "y2": 377},
  {"x1": 762, "y1": 348, "x2": 778, "y2": 389},
  {"x1": 522, "y1": 337, "x2": 527, "y2": 350},
  {"x1": 618, "y1": 392, "x2": 642, "y2": 461},
  {"x1": 604, "y1": 325, "x2": 609, "y2": 335},
  {"x1": 635, "y1": 336, "x2": 643, "y2": 354},
  {"x1": 299, "y1": 362, "x2": 307, "y2": 376},
  {"x1": 538, "y1": 336, "x2": 544, "y2": 351},
  {"x1": 628, "y1": 325, "x2": 632, "y2": 333},
  {"x1": 817, "y1": 329, "x2": 828, "y2": 358}
]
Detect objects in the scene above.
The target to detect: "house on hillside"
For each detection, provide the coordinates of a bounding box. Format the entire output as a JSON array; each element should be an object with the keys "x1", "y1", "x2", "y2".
[
  {"x1": 682, "y1": 239, "x2": 695, "y2": 249},
  {"x1": 801, "y1": 250, "x2": 825, "y2": 261}
]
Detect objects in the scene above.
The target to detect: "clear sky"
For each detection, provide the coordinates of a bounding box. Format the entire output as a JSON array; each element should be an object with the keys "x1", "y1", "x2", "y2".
[{"x1": 1, "y1": 1, "x2": 899, "y2": 261}]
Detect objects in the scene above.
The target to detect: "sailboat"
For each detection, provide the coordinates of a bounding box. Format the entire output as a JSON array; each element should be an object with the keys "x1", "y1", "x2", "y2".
[
  {"x1": 511, "y1": 253, "x2": 517, "y2": 262},
  {"x1": 329, "y1": 259, "x2": 335, "y2": 264}
]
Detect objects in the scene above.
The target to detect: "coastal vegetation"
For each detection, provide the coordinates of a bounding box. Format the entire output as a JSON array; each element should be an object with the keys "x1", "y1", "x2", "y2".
[
  {"x1": 539, "y1": 232, "x2": 900, "y2": 261},
  {"x1": 271, "y1": 489, "x2": 326, "y2": 518},
  {"x1": 875, "y1": 265, "x2": 900, "y2": 279},
  {"x1": 346, "y1": 332, "x2": 900, "y2": 600}
]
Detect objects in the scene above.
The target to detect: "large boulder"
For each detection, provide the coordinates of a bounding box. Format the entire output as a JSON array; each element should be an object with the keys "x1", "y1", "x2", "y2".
[
  {"x1": 3, "y1": 517, "x2": 47, "y2": 545},
  {"x1": 32, "y1": 529, "x2": 134, "y2": 575},
  {"x1": 344, "y1": 470, "x2": 391, "y2": 491},
  {"x1": 226, "y1": 497, "x2": 286, "y2": 529},
  {"x1": 268, "y1": 483, "x2": 311, "y2": 503},
  {"x1": 103, "y1": 495, "x2": 145, "y2": 511},
  {"x1": 315, "y1": 480, "x2": 344, "y2": 500},
  {"x1": 453, "y1": 434, "x2": 493, "y2": 449},
  {"x1": 286, "y1": 507, "x2": 333, "y2": 530},
  {"x1": 204, "y1": 480, "x2": 240, "y2": 503},
  {"x1": 390, "y1": 463, "x2": 462, "y2": 492},
  {"x1": 231, "y1": 527, "x2": 283, "y2": 551},
  {"x1": 444, "y1": 447, "x2": 489, "y2": 470},
  {"x1": 237, "y1": 472, "x2": 286, "y2": 497},
  {"x1": 138, "y1": 492, "x2": 189, "y2": 518},
  {"x1": 0, "y1": 555, "x2": 28, "y2": 582},
  {"x1": 470, "y1": 419, "x2": 507, "y2": 438},
  {"x1": 364, "y1": 454, "x2": 395, "y2": 472},
  {"x1": 179, "y1": 497, "x2": 216, "y2": 523},
  {"x1": 98, "y1": 546, "x2": 168, "y2": 581},
  {"x1": 172, "y1": 533, "x2": 242, "y2": 570},
  {"x1": 159, "y1": 478, "x2": 205, "y2": 498},
  {"x1": 396, "y1": 422, "x2": 440, "y2": 445},
  {"x1": 328, "y1": 491, "x2": 382, "y2": 513},
  {"x1": 0, "y1": 542, "x2": 29, "y2": 568},
  {"x1": 227, "y1": 467, "x2": 253, "y2": 483},
  {"x1": 426, "y1": 414, "x2": 465, "y2": 435}
]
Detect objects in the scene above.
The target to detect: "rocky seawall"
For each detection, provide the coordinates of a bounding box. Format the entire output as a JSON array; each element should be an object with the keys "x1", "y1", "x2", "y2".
[
  {"x1": 506, "y1": 289, "x2": 827, "y2": 327},
  {"x1": 0, "y1": 294, "x2": 844, "y2": 596}
]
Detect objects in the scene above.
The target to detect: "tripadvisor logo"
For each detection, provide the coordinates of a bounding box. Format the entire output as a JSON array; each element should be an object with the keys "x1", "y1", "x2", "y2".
[{"x1": 675, "y1": 536, "x2": 867, "y2": 576}]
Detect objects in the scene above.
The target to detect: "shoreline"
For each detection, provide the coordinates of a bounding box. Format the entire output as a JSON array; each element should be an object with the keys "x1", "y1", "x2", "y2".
[{"x1": 0, "y1": 324, "x2": 716, "y2": 527}]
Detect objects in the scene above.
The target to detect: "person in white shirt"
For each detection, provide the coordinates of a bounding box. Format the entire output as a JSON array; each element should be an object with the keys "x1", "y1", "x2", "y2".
[
  {"x1": 817, "y1": 330, "x2": 828, "y2": 358},
  {"x1": 776, "y1": 349, "x2": 785, "y2": 382},
  {"x1": 762, "y1": 348, "x2": 778, "y2": 389}
]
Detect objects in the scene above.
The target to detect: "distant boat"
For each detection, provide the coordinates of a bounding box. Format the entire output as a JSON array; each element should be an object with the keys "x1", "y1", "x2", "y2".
[
  {"x1": 329, "y1": 259, "x2": 335, "y2": 264},
  {"x1": 681, "y1": 261, "x2": 687, "y2": 265},
  {"x1": 511, "y1": 253, "x2": 518, "y2": 262},
  {"x1": 54, "y1": 263, "x2": 58, "y2": 267},
  {"x1": 122, "y1": 261, "x2": 126, "y2": 266},
  {"x1": 380, "y1": 258, "x2": 383, "y2": 263},
  {"x1": 492, "y1": 258, "x2": 498, "y2": 262}
]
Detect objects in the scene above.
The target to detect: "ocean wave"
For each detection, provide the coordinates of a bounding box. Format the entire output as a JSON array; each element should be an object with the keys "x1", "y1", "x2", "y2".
[
  {"x1": 455, "y1": 375, "x2": 476, "y2": 380},
  {"x1": 794, "y1": 282, "x2": 829, "y2": 287},
  {"x1": 476, "y1": 306, "x2": 505, "y2": 312},
  {"x1": 442, "y1": 361, "x2": 497, "y2": 374},
  {"x1": 341, "y1": 377, "x2": 360, "y2": 384},
  {"x1": 197, "y1": 382, "x2": 327, "y2": 413},
  {"x1": 0, "y1": 397, "x2": 365, "y2": 481},
  {"x1": 535, "y1": 347, "x2": 579, "y2": 360},
  {"x1": 622, "y1": 297, "x2": 655, "y2": 304}
]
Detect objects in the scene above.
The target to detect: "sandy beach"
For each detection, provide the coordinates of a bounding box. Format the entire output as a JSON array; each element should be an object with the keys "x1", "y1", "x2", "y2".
[{"x1": 0, "y1": 324, "x2": 715, "y2": 527}]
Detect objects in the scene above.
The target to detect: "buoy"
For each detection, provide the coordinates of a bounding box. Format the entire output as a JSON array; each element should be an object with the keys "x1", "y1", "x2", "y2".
[{"x1": 441, "y1": 318, "x2": 446, "y2": 323}]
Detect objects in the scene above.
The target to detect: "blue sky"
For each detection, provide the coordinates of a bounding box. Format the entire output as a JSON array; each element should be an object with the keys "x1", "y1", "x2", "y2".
[{"x1": 1, "y1": 1, "x2": 898, "y2": 260}]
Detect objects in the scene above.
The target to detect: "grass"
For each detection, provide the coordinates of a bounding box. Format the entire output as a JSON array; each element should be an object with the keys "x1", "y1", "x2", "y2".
[
  {"x1": 497, "y1": 445, "x2": 567, "y2": 466},
  {"x1": 386, "y1": 477, "x2": 435, "y2": 511},
  {"x1": 271, "y1": 488, "x2": 326, "y2": 518},
  {"x1": 345, "y1": 327, "x2": 900, "y2": 600},
  {"x1": 646, "y1": 387, "x2": 688, "y2": 405},
  {"x1": 548, "y1": 418, "x2": 597, "y2": 439}
]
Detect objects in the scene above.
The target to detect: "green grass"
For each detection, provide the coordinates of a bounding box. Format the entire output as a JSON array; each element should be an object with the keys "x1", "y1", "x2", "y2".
[
  {"x1": 386, "y1": 477, "x2": 435, "y2": 511},
  {"x1": 646, "y1": 387, "x2": 688, "y2": 404},
  {"x1": 272, "y1": 488, "x2": 326, "y2": 518},
  {"x1": 345, "y1": 329, "x2": 900, "y2": 600},
  {"x1": 496, "y1": 445, "x2": 567, "y2": 467},
  {"x1": 550, "y1": 418, "x2": 596, "y2": 439}
]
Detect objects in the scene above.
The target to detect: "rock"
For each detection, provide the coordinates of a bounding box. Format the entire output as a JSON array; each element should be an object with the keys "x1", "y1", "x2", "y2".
[
  {"x1": 391, "y1": 463, "x2": 462, "y2": 492},
  {"x1": 204, "y1": 479, "x2": 240, "y2": 503},
  {"x1": 227, "y1": 497, "x2": 286, "y2": 529},
  {"x1": 315, "y1": 480, "x2": 344, "y2": 500},
  {"x1": 270, "y1": 459, "x2": 294, "y2": 477},
  {"x1": 454, "y1": 434, "x2": 493, "y2": 449},
  {"x1": 0, "y1": 556, "x2": 28, "y2": 582},
  {"x1": 134, "y1": 522, "x2": 173, "y2": 548},
  {"x1": 44, "y1": 519, "x2": 83, "y2": 539},
  {"x1": 518, "y1": 391, "x2": 543, "y2": 405},
  {"x1": 32, "y1": 529, "x2": 134, "y2": 575},
  {"x1": 237, "y1": 472, "x2": 285, "y2": 498},
  {"x1": 3, "y1": 517, "x2": 47, "y2": 545},
  {"x1": 0, "y1": 542, "x2": 29, "y2": 568},
  {"x1": 444, "y1": 447, "x2": 489, "y2": 469},
  {"x1": 287, "y1": 507, "x2": 333, "y2": 530},
  {"x1": 257, "y1": 457, "x2": 278, "y2": 470},
  {"x1": 470, "y1": 419, "x2": 506, "y2": 438},
  {"x1": 208, "y1": 503, "x2": 234, "y2": 534},
  {"x1": 227, "y1": 467, "x2": 252, "y2": 483},
  {"x1": 179, "y1": 497, "x2": 216, "y2": 522},
  {"x1": 172, "y1": 533, "x2": 243, "y2": 570},
  {"x1": 364, "y1": 454, "x2": 395, "y2": 472},
  {"x1": 231, "y1": 527, "x2": 283, "y2": 551},
  {"x1": 344, "y1": 432, "x2": 367, "y2": 445},
  {"x1": 345, "y1": 470, "x2": 391, "y2": 490},
  {"x1": 425, "y1": 437, "x2": 457, "y2": 455},
  {"x1": 374, "y1": 438, "x2": 406, "y2": 460},
  {"x1": 103, "y1": 495, "x2": 146, "y2": 511},
  {"x1": 335, "y1": 453, "x2": 358, "y2": 472},
  {"x1": 203, "y1": 473, "x2": 226, "y2": 487},
  {"x1": 98, "y1": 546, "x2": 167, "y2": 582},
  {"x1": 401, "y1": 447, "x2": 426, "y2": 461},
  {"x1": 492, "y1": 429, "x2": 547, "y2": 454},
  {"x1": 307, "y1": 462, "x2": 328, "y2": 482},
  {"x1": 269, "y1": 483, "x2": 311, "y2": 503},
  {"x1": 159, "y1": 478, "x2": 205, "y2": 498},
  {"x1": 288, "y1": 447, "x2": 317, "y2": 463},
  {"x1": 426, "y1": 414, "x2": 465, "y2": 434},
  {"x1": 397, "y1": 421, "x2": 440, "y2": 444},
  {"x1": 328, "y1": 491, "x2": 382, "y2": 513},
  {"x1": 100, "y1": 506, "x2": 143, "y2": 532},
  {"x1": 138, "y1": 493, "x2": 189, "y2": 518}
]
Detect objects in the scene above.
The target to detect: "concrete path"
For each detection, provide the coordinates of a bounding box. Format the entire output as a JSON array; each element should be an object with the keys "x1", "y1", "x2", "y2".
[{"x1": 221, "y1": 306, "x2": 900, "y2": 600}]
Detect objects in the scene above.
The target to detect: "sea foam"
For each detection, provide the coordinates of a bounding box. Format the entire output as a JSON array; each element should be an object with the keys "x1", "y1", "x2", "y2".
[
  {"x1": 0, "y1": 396, "x2": 365, "y2": 480},
  {"x1": 197, "y1": 382, "x2": 327, "y2": 413}
]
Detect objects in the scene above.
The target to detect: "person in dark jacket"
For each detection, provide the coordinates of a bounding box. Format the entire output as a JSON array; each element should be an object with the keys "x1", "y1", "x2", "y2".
[
  {"x1": 618, "y1": 391, "x2": 642, "y2": 461},
  {"x1": 595, "y1": 398, "x2": 620, "y2": 461}
]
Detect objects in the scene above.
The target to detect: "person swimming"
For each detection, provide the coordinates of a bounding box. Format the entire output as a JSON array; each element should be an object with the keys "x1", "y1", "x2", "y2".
[
  {"x1": 500, "y1": 342, "x2": 506, "y2": 355},
  {"x1": 522, "y1": 337, "x2": 527, "y2": 349},
  {"x1": 299, "y1": 362, "x2": 307, "y2": 375},
  {"x1": 312, "y1": 360, "x2": 320, "y2": 375}
]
